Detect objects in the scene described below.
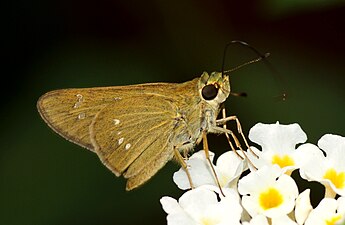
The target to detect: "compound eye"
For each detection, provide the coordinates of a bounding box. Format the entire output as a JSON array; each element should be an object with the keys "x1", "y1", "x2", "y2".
[{"x1": 201, "y1": 84, "x2": 219, "y2": 100}]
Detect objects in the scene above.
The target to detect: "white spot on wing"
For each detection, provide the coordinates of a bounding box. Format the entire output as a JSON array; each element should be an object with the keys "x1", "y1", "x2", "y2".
[
  {"x1": 113, "y1": 119, "x2": 120, "y2": 125},
  {"x1": 117, "y1": 131, "x2": 122, "y2": 135},
  {"x1": 125, "y1": 143, "x2": 131, "y2": 150},
  {"x1": 73, "y1": 94, "x2": 84, "y2": 108},
  {"x1": 118, "y1": 138, "x2": 124, "y2": 145},
  {"x1": 77, "y1": 113, "x2": 86, "y2": 119}
]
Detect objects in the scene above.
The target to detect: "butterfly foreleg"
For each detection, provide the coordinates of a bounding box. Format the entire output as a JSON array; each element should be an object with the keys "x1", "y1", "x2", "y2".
[
  {"x1": 218, "y1": 108, "x2": 258, "y2": 158},
  {"x1": 210, "y1": 108, "x2": 257, "y2": 169},
  {"x1": 216, "y1": 110, "x2": 246, "y2": 145},
  {"x1": 203, "y1": 108, "x2": 243, "y2": 154},
  {"x1": 219, "y1": 109, "x2": 244, "y2": 160}
]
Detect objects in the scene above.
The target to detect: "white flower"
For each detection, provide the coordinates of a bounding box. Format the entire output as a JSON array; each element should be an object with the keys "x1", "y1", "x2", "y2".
[
  {"x1": 248, "y1": 122, "x2": 308, "y2": 174},
  {"x1": 160, "y1": 187, "x2": 242, "y2": 225},
  {"x1": 173, "y1": 150, "x2": 246, "y2": 190},
  {"x1": 238, "y1": 165, "x2": 299, "y2": 219},
  {"x1": 299, "y1": 134, "x2": 345, "y2": 197},
  {"x1": 160, "y1": 122, "x2": 345, "y2": 225},
  {"x1": 304, "y1": 197, "x2": 345, "y2": 225}
]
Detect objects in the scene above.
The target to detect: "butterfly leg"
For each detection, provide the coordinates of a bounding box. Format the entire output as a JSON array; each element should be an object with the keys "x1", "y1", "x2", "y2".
[
  {"x1": 220, "y1": 108, "x2": 244, "y2": 160},
  {"x1": 202, "y1": 131, "x2": 225, "y2": 196},
  {"x1": 214, "y1": 108, "x2": 258, "y2": 168},
  {"x1": 218, "y1": 108, "x2": 258, "y2": 157},
  {"x1": 174, "y1": 147, "x2": 195, "y2": 189}
]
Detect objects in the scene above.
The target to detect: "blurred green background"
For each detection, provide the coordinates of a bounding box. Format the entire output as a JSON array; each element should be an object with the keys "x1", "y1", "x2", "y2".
[{"x1": 2, "y1": 0, "x2": 345, "y2": 224}]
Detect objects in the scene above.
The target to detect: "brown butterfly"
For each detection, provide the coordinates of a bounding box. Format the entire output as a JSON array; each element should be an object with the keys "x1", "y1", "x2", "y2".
[
  {"x1": 37, "y1": 70, "x2": 255, "y2": 191},
  {"x1": 37, "y1": 41, "x2": 274, "y2": 191}
]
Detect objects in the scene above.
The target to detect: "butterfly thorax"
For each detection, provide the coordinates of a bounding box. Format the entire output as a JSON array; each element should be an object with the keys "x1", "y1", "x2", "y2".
[{"x1": 170, "y1": 71, "x2": 231, "y2": 154}]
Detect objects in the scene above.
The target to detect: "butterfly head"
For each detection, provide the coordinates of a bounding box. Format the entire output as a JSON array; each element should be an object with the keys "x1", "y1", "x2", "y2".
[{"x1": 198, "y1": 72, "x2": 230, "y2": 107}]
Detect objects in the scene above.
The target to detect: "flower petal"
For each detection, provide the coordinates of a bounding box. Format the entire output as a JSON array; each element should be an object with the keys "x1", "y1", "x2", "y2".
[
  {"x1": 243, "y1": 215, "x2": 269, "y2": 225},
  {"x1": 215, "y1": 151, "x2": 246, "y2": 187},
  {"x1": 295, "y1": 189, "x2": 313, "y2": 225},
  {"x1": 271, "y1": 215, "x2": 298, "y2": 225},
  {"x1": 173, "y1": 150, "x2": 216, "y2": 190},
  {"x1": 160, "y1": 196, "x2": 197, "y2": 225},
  {"x1": 238, "y1": 165, "x2": 282, "y2": 195},
  {"x1": 179, "y1": 187, "x2": 218, "y2": 218},
  {"x1": 166, "y1": 212, "x2": 197, "y2": 225},
  {"x1": 249, "y1": 122, "x2": 307, "y2": 154},
  {"x1": 160, "y1": 196, "x2": 182, "y2": 214},
  {"x1": 318, "y1": 134, "x2": 345, "y2": 171}
]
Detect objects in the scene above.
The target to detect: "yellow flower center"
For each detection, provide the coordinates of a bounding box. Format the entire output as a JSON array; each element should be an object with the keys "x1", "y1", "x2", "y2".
[
  {"x1": 323, "y1": 168, "x2": 345, "y2": 189},
  {"x1": 271, "y1": 154, "x2": 295, "y2": 168},
  {"x1": 325, "y1": 214, "x2": 342, "y2": 225},
  {"x1": 259, "y1": 187, "x2": 284, "y2": 210},
  {"x1": 201, "y1": 217, "x2": 220, "y2": 225}
]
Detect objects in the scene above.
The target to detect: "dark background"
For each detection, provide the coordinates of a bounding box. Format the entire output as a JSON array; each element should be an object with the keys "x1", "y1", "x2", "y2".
[{"x1": 2, "y1": 0, "x2": 345, "y2": 224}]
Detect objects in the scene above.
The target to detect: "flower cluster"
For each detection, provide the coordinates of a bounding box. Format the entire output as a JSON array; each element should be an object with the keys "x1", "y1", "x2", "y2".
[{"x1": 160, "y1": 122, "x2": 345, "y2": 225}]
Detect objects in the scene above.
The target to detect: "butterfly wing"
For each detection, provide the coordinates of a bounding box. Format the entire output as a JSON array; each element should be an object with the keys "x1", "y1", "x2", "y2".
[
  {"x1": 37, "y1": 83, "x2": 182, "y2": 151},
  {"x1": 37, "y1": 79, "x2": 201, "y2": 190},
  {"x1": 37, "y1": 88, "x2": 113, "y2": 151},
  {"x1": 90, "y1": 95, "x2": 178, "y2": 190},
  {"x1": 38, "y1": 73, "x2": 236, "y2": 191}
]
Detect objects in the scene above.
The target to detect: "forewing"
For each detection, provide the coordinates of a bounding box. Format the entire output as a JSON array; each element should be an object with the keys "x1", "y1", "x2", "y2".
[
  {"x1": 90, "y1": 95, "x2": 177, "y2": 185},
  {"x1": 37, "y1": 88, "x2": 116, "y2": 151},
  {"x1": 37, "y1": 82, "x2": 186, "y2": 152}
]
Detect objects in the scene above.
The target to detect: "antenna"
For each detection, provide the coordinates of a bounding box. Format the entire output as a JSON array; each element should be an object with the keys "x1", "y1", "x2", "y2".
[{"x1": 221, "y1": 40, "x2": 288, "y2": 101}]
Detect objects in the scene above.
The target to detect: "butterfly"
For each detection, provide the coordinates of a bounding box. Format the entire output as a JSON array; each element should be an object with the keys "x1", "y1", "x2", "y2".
[{"x1": 37, "y1": 39, "x2": 271, "y2": 191}]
